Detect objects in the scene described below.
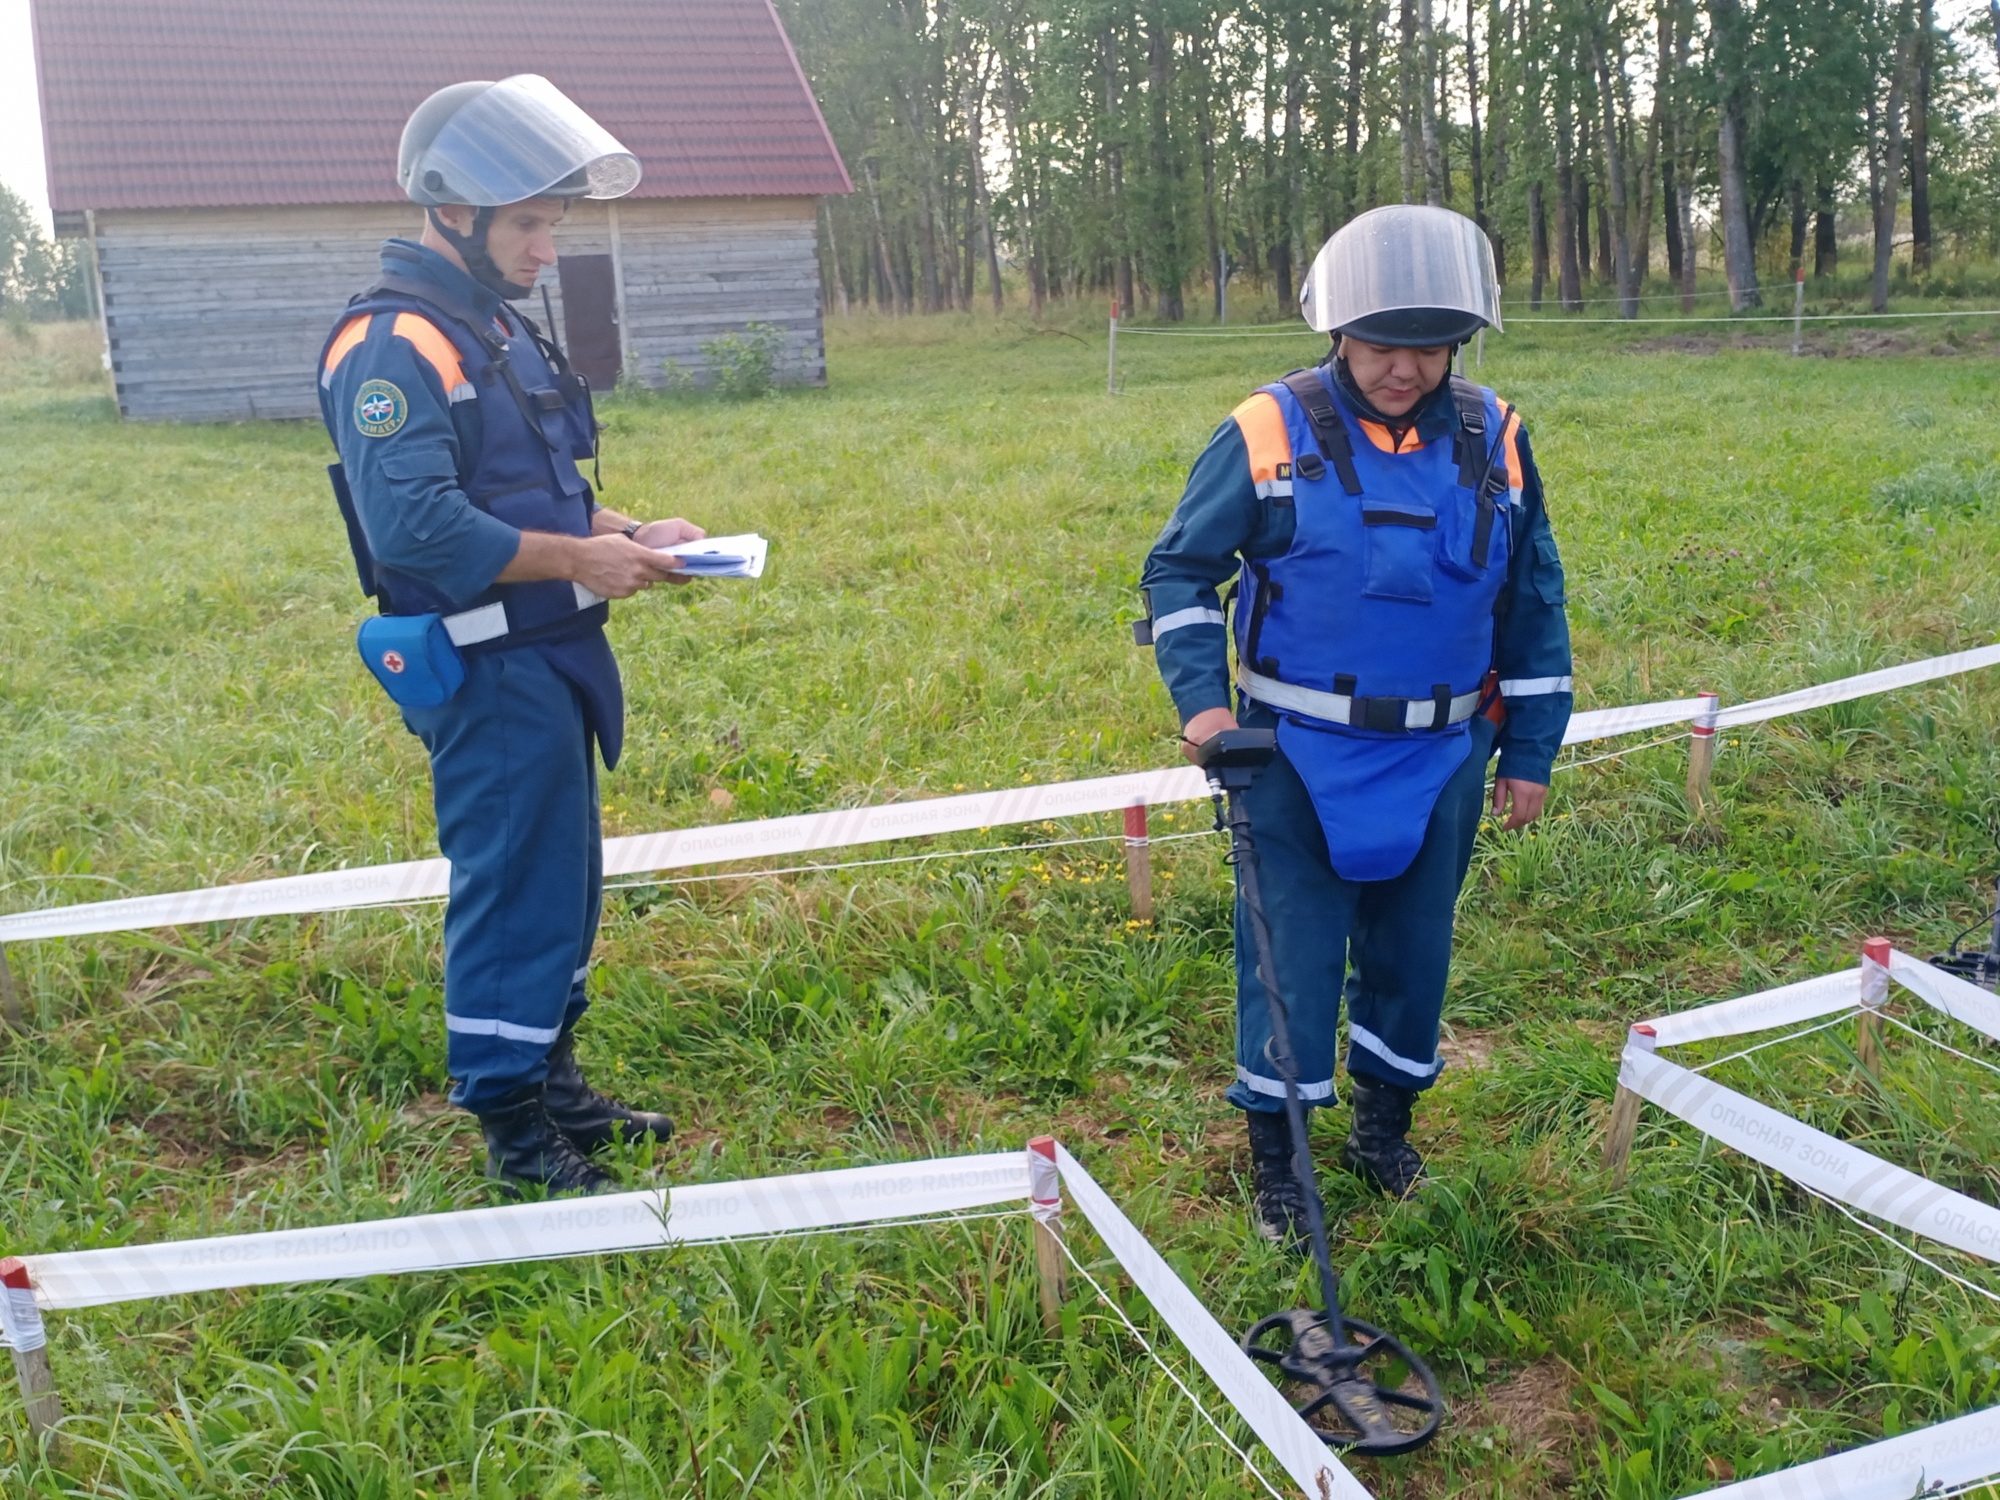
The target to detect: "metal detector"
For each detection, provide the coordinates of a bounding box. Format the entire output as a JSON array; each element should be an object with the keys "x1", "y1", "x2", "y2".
[
  {"x1": 1196, "y1": 727, "x2": 1445, "y2": 1457},
  {"x1": 1930, "y1": 875, "x2": 2000, "y2": 991}
]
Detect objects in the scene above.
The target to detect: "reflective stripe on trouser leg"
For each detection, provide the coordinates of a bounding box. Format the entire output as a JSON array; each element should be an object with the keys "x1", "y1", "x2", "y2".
[
  {"x1": 1342, "y1": 714, "x2": 1496, "y2": 1091},
  {"x1": 1226, "y1": 711, "x2": 1358, "y2": 1114},
  {"x1": 405, "y1": 647, "x2": 600, "y2": 1110}
]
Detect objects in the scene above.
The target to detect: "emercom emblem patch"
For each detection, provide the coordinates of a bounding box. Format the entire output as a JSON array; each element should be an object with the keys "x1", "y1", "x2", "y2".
[{"x1": 354, "y1": 379, "x2": 408, "y2": 438}]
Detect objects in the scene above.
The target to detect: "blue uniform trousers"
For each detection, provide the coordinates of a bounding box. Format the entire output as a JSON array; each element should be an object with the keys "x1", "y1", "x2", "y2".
[
  {"x1": 404, "y1": 646, "x2": 601, "y2": 1110},
  {"x1": 1227, "y1": 704, "x2": 1496, "y2": 1112}
]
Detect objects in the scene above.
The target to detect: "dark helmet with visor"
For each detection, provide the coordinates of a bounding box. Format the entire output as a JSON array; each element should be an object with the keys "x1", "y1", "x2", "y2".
[{"x1": 1299, "y1": 205, "x2": 1501, "y2": 347}]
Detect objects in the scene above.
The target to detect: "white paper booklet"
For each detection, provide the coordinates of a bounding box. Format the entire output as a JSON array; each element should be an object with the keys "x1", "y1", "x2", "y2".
[{"x1": 655, "y1": 532, "x2": 769, "y2": 579}]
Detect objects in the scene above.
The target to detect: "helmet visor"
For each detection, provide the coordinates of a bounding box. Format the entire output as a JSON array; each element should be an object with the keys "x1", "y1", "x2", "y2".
[
  {"x1": 417, "y1": 74, "x2": 641, "y2": 206},
  {"x1": 1299, "y1": 205, "x2": 1501, "y2": 337}
]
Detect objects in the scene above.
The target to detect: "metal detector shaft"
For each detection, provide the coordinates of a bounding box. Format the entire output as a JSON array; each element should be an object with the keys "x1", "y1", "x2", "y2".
[{"x1": 1216, "y1": 780, "x2": 1350, "y2": 1339}]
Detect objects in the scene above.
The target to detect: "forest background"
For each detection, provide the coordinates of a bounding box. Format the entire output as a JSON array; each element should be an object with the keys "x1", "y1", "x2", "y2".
[{"x1": 780, "y1": 0, "x2": 2000, "y2": 320}]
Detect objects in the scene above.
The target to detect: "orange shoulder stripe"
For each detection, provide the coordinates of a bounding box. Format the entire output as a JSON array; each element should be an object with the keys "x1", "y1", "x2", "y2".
[
  {"x1": 322, "y1": 314, "x2": 371, "y2": 381},
  {"x1": 391, "y1": 312, "x2": 474, "y2": 401},
  {"x1": 1497, "y1": 403, "x2": 1524, "y2": 491},
  {"x1": 1230, "y1": 391, "x2": 1293, "y2": 495}
]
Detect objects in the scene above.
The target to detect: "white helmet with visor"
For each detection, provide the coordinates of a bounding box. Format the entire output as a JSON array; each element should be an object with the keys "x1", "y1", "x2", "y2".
[
  {"x1": 1299, "y1": 205, "x2": 1501, "y2": 347},
  {"x1": 399, "y1": 74, "x2": 641, "y2": 208}
]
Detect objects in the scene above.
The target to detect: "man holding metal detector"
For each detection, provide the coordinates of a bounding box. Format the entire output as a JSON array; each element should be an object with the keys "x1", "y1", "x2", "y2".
[
  {"x1": 319, "y1": 78, "x2": 705, "y2": 1195},
  {"x1": 1139, "y1": 206, "x2": 1574, "y2": 1248}
]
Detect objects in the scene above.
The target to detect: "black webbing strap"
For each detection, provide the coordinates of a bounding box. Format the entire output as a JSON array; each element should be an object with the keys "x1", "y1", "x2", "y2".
[
  {"x1": 1448, "y1": 375, "x2": 1487, "y2": 490},
  {"x1": 368, "y1": 271, "x2": 560, "y2": 454},
  {"x1": 1280, "y1": 369, "x2": 1363, "y2": 495},
  {"x1": 1449, "y1": 375, "x2": 1512, "y2": 569},
  {"x1": 1429, "y1": 682, "x2": 1453, "y2": 733}
]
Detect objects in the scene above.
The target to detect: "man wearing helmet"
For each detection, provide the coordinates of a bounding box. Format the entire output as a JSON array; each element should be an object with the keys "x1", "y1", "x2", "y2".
[
  {"x1": 1139, "y1": 206, "x2": 1573, "y2": 1245},
  {"x1": 318, "y1": 77, "x2": 697, "y2": 1194}
]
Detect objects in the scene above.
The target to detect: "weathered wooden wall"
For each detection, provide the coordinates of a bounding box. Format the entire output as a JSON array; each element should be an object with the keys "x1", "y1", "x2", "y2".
[{"x1": 94, "y1": 197, "x2": 827, "y2": 423}]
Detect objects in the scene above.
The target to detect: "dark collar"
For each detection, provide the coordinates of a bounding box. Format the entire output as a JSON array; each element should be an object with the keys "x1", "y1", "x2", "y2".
[
  {"x1": 1331, "y1": 358, "x2": 1454, "y2": 443},
  {"x1": 379, "y1": 239, "x2": 507, "y2": 328}
]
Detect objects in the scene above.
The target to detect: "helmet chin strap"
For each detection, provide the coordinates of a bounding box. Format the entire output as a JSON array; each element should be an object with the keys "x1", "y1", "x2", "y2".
[{"x1": 427, "y1": 206, "x2": 535, "y2": 301}]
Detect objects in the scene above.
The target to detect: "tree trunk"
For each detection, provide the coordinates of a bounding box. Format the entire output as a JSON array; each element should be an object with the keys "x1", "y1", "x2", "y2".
[
  {"x1": 1467, "y1": 0, "x2": 1487, "y2": 229},
  {"x1": 1419, "y1": 0, "x2": 1446, "y2": 205},
  {"x1": 1814, "y1": 174, "x2": 1838, "y2": 278},
  {"x1": 1346, "y1": 20, "x2": 1369, "y2": 223},
  {"x1": 1104, "y1": 30, "x2": 1136, "y2": 314},
  {"x1": 1145, "y1": 13, "x2": 1185, "y2": 321},
  {"x1": 1708, "y1": 0, "x2": 1760, "y2": 309},
  {"x1": 1662, "y1": 155, "x2": 1683, "y2": 283},
  {"x1": 1592, "y1": 32, "x2": 1637, "y2": 315},
  {"x1": 1871, "y1": 15, "x2": 1918, "y2": 312},
  {"x1": 1555, "y1": 98, "x2": 1582, "y2": 309},
  {"x1": 1485, "y1": 0, "x2": 1513, "y2": 279},
  {"x1": 1575, "y1": 171, "x2": 1592, "y2": 282},
  {"x1": 821, "y1": 201, "x2": 851, "y2": 317},
  {"x1": 997, "y1": 53, "x2": 1046, "y2": 315},
  {"x1": 959, "y1": 54, "x2": 1003, "y2": 313},
  {"x1": 1192, "y1": 33, "x2": 1224, "y2": 319},
  {"x1": 1530, "y1": 178, "x2": 1550, "y2": 307},
  {"x1": 1909, "y1": 0, "x2": 1933, "y2": 274},
  {"x1": 1788, "y1": 179, "x2": 1808, "y2": 275},
  {"x1": 1400, "y1": 0, "x2": 1421, "y2": 200},
  {"x1": 862, "y1": 160, "x2": 907, "y2": 313}
]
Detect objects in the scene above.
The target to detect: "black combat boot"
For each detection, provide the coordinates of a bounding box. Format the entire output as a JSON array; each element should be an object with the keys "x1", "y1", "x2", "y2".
[
  {"x1": 541, "y1": 1029, "x2": 674, "y2": 1154},
  {"x1": 1341, "y1": 1073, "x2": 1426, "y2": 1199},
  {"x1": 1246, "y1": 1108, "x2": 1311, "y2": 1248},
  {"x1": 476, "y1": 1083, "x2": 616, "y2": 1195}
]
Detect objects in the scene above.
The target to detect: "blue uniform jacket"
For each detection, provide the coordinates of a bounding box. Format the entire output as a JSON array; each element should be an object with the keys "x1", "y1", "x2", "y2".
[
  {"x1": 1142, "y1": 375, "x2": 1573, "y2": 786},
  {"x1": 319, "y1": 244, "x2": 533, "y2": 607}
]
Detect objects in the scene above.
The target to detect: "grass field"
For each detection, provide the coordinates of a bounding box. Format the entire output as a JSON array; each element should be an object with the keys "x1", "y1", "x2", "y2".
[{"x1": 3, "y1": 299, "x2": 2000, "y2": 1498}]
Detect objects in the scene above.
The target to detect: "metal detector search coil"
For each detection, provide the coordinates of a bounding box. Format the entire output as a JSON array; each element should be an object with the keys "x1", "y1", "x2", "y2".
[{"x1": 1193, "y1": 727, "x2": 1447, "y2": 1456}]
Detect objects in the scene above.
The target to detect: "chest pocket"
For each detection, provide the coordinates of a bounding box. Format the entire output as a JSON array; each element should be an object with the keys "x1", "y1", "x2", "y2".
[
  {"x1": 1361, "y1": 501, "x2": 1438, "y2": 604},
  {"x1": 1436, "y1": 479, "x2": 1507, "y2": 583}
]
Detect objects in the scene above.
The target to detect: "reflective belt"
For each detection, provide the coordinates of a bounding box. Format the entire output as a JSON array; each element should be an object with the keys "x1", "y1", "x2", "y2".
[
  {"x1": 1239, "y1": 666, "x2": 1481, "y2": 731},
  {"x1": 442, "y1": 582, "x2": 604, "y2": 648}
]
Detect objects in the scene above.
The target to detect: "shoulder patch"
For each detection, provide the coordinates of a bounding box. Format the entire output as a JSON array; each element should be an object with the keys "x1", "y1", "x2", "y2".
[{"x1": 354, "y1": 379, "x2": 408, "y2": 438}]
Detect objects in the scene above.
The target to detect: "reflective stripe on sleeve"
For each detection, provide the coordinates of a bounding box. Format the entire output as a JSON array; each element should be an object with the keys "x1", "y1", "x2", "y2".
[
  {"x1": 1152, "y1": 606, "x2": 1228, "y2": 636},
  {"x1": 1498, "y1": 675, "x2": 1573, "y2": 696},
  {"x1": 445, "y1": 1014, "x2": 562, "y2": 1045}
]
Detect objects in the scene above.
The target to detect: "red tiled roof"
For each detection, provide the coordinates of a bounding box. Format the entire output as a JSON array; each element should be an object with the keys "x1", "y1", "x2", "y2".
[{"x1": 33, "y1": 0, "x2": 852, "y2": 211}]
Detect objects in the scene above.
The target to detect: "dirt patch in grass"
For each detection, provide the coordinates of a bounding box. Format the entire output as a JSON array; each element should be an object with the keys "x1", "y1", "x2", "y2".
[{"x1": 1464, "y1": 1356, "x2": 1586, "y2": 1487}]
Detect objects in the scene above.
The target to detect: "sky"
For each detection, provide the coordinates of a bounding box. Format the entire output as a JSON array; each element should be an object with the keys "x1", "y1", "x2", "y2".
[{"x1": 2, "y1": 0, "x2": 48, "y2": 231}]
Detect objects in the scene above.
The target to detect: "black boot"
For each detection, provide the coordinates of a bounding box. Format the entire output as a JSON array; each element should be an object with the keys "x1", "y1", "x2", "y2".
[
  {"x1": 477, "y1": 1084, "x2": 616, "y2": 1195},
  {"x1": 1341, "y1": 1073, "x2": 1426, "y2": 1199},
  {"x1": 1246, "y1": 1109, "x2": 1311, "y2": 1248},
  {"x1": 542, "y1": 1029, "x2": 674, "y2": 1154}
]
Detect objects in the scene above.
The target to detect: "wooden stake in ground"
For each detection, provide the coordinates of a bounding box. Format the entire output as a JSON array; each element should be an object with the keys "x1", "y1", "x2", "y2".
[
  {"x1": 1858, "y1": 936, "x2": 1891, "y2": 1072},
  {"x1": 1686, "y1": 692, "x2": 1721, "y2": 819},
  {"x1": 1, "y1": 1258, "x2": 61, "y2": 1444},
  {"x1": 1026, "y1": 1136, "x2": 1066, "y2": 1333},
  {"x1": 1602, "y1": 1024, "x2": 1656, "y2": 1182},
  {"x1": 1122, "y1": 804, "x2": 1153, "y2": 923},
  {"x1": 1107, "y1": 301, "x2": 1119, "y2": 396},
  {"x1": 1791, "y1": 268, "x2": 1806, "y2": 356}
]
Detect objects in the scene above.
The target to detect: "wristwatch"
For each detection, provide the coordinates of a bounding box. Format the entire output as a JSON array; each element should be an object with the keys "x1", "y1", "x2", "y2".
[{"x1": 620, "y1": 522, "x2": 642, "y2": 540}]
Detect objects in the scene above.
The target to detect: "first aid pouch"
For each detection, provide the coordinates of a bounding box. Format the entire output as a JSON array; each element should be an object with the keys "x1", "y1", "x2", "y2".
[{"x1": 357, "y1": 613, "x2": 466, "y2": 709}]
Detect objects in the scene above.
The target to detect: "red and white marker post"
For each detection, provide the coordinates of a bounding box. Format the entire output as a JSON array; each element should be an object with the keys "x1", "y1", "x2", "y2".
[
  {"x1": 1027, "y1": 1136, "x2": 1066, "y2": 1332},
  {"x1": 1122, "y1": 803, "x2": 1153, "y2": 923},
  {"x1": 1858, "y1": 936, "x2": 1892, "y2": 1073},
  {"x1": 1686, "y1": 691, "x2": 1721, "y2": 819},
  {"x1": 1602, "y1": 1023, "x2": 1656, "y2": 1181},
  {"x1": 1, "y1": 1257, "x2": 60, "y2": 1443}
]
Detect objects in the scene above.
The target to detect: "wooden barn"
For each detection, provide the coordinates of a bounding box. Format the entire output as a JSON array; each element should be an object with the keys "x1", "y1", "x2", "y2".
[{"x1": 30, "y1": 0, "x2": 851, "y2": 422}]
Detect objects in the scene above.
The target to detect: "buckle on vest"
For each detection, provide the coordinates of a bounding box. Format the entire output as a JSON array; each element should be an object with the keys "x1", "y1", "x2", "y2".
[{"x1": 1355, "y1": 695, "x2": 1407, "y2": 732}]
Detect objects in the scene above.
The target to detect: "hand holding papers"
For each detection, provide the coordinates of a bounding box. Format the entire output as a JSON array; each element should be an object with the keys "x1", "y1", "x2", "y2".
[{"x1": 656, "y1": 533, "x2": 769, "y2": 580}]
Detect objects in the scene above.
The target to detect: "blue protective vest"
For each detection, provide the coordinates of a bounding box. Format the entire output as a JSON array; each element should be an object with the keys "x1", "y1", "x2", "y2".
[
  {"x1": 1235, "y1": 366, "x2": 1517, "y2": 880},
  {"x1": 320, "y1": 253, "x2": 627, "y2": 765}
]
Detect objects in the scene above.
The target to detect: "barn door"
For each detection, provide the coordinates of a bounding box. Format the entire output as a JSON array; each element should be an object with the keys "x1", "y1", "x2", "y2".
[{"x1": 556, "y1": 254, "x2": 621, "y2": 392}]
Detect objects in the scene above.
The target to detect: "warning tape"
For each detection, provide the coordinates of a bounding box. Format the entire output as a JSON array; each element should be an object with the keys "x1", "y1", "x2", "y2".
[
  {"x1": 4, "y1": 644, "x2": 1999, "y2": 945},
  {"x1": 1683, "y1": 1402, "x2": 2000, "y2": 1500},
  {"x1": 0, "y1": 1140, "x2": 1371, "y2": 1500}
]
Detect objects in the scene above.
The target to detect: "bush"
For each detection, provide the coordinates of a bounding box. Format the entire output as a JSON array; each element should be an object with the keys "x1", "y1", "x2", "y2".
[{"x1": 701, "y1": 321, "x2": 786, "y2": 399}]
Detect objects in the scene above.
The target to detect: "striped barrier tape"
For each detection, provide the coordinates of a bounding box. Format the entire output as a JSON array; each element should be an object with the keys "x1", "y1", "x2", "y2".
[
  {"x1": 0, "y1": 1140, "x2": 1367, "y2": 1500},
  {"x1": 3, "y1": 643, "x2": 1999, "y2": 946}
]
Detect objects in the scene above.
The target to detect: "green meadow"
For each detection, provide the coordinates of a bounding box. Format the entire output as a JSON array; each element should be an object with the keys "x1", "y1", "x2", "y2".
[{"x1": 1, "y1": 301, "x2": 1998, "y2": 1497}]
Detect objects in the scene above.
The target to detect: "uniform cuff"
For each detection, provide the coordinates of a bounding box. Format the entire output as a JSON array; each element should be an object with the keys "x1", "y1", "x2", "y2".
[{"x1": 1494, "y1": 749, "x2": 1555, "y2": 786}]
